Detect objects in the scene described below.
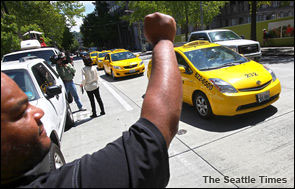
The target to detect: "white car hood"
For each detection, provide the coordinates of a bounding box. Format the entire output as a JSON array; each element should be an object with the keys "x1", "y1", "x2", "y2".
[{"x1": 215, "y1": 39, "x2": 259, "y2": 46}]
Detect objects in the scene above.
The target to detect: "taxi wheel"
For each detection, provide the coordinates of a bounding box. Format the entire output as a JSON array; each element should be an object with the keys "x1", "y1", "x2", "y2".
[{"x1": 193, "y1": 92, "x2": 212, "y2": 119}]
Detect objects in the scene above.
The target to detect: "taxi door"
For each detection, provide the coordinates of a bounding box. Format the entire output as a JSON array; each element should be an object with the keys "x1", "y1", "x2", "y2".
[
  {"x1": 104, "y1": 54, "x2": 111, "y2": 74},
  {"x1": 175, "y1": 51, "x2": 196, "y2": 104}
]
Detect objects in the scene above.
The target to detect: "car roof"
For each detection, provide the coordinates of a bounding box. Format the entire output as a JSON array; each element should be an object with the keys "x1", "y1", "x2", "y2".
[
  {"x1": 190, "y1": 29, "x2": 231, "y2": 34},
  {"x1": 90, "y1": 51, "x2": 99, "y2": 54},
  {"x1": 3, "y1": 47, "x2": 58, "y2": 57},
  {"x1": 111, "y1": 49, "x2": 129, "y2": 54},
  {"x1": 1, "y1": 58, "x2": 46, "y2": 71},
  {"x1": 175, "y1": 40, "x2": 221, "y2": 52}
]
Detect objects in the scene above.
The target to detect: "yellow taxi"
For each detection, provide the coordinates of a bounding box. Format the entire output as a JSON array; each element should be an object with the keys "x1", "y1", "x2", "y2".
[
  {"x1": 147, "y1": 40, "x2": 281, "y2": 118},
  {"x1": 96, "y1": 50, "x2": 111, "y2": 69},
  {"x1": 103, "y1": 49, "x2": 145, "y2": 79},
  {"x1": 89, "y1": 51, "x2": 100, "y2": 65}
]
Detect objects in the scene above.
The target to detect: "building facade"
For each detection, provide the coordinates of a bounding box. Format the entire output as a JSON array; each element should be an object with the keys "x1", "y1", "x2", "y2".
[{"x1": 210, "y1": 1, "x2": 294, "y2": 29}]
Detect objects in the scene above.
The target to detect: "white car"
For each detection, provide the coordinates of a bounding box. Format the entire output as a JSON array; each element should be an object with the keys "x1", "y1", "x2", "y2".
[
  {"x1": 1, "y1": 57, "x2": 74, "y2": 170},
  {"x1": 188, "y1": 29, "x2": 262, "y2": 61},
  {"x1": 1, "y1": 46, "x2": 60, "y2": 70}
]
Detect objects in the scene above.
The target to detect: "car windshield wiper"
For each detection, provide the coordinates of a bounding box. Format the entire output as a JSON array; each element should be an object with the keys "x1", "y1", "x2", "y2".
[{"x1": 212, "y1": 62, "x2": 241, "y2": 69}]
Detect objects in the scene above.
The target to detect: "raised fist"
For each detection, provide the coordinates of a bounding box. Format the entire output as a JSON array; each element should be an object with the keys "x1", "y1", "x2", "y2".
[{"x1": 144, "y1": 12, "x2": 176, "y2": 46}]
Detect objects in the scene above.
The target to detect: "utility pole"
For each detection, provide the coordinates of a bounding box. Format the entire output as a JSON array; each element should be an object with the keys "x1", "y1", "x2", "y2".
[
  {"x1": 251, "y1": 1, "x2": 257, "y2": 41},
  {"x1": 200, "y1": 1, "x2": 203, "y2": 30}
]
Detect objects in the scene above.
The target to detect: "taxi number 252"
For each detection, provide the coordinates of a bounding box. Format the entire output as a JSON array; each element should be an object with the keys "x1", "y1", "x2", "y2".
[{"x1": 195, "y1": 72, "x2": 213, "y2": 90}]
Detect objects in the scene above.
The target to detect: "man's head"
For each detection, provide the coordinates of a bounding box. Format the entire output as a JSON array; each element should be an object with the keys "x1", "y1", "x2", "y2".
[
  {"x1": 1, "y1": 72, "x2": 51, "y2": 182},
  {"x1": 56, "y1": 52, "x2": 67, "y2": 65}
]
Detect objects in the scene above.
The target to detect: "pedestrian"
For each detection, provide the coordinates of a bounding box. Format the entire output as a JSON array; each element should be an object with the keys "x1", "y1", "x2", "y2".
[
  {"x1": 81, "y1": 55, "x2": 105, "y2": 118},
  {"x1": 1, "y1": 12, "x2": 182, "y2": 187},
  {"x1": 263, "y1": 29, "x2": 269, "y2": 46},
  {"x1": 56, "y1": 52, "x2": 86, "y2": 111}
]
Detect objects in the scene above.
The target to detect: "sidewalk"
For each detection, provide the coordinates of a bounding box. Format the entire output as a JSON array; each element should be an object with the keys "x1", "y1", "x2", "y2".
[{"x1": 261, "y1": 47, "x2": 294, "y2": 56}]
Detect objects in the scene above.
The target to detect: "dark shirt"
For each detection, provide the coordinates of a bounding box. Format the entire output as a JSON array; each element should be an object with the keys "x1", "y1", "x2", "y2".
[{"x1": 5, "y1": 118, "x2": 169, "y2": 188}]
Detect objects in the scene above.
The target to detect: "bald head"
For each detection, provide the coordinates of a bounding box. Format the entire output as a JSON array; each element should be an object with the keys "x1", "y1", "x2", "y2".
[{"x1": 1, "y1": 72, "x2": 51, "y2": 183}]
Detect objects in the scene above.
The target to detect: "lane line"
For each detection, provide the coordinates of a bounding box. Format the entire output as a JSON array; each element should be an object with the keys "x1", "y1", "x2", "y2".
[{"x1": 100, "y1": 80, "x2": 133, "y2": 111}]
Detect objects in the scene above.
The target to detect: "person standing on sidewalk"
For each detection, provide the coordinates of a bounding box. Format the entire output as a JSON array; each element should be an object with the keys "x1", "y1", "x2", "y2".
[
  {"x1": 56, "y1": 52, "x2": 86, "y2": 111},
  {"x1": 81, "y1": 55, "x2": 105, "y2": 118}
]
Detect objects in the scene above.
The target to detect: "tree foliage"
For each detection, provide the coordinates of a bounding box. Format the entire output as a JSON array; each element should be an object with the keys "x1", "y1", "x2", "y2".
[
  {"x1": 1, "y1": 1, "x2": 84, "y2": 57},
  {"x1": 80, "y1": 1, "x2": 121, "y2": 49},
  {"x1": 119, "y1": 1, "x2": 228, "y2": 41}
]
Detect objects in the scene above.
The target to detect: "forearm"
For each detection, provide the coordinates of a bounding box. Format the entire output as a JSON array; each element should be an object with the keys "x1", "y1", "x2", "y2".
[{"x1": 141, "y1": 40, "x2": 182, "y2": 148}]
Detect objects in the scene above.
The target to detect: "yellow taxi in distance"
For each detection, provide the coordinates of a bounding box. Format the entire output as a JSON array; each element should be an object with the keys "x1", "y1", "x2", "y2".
[
  {"x1": 89, "y1": 51, "x2": 100, "y2": 65},
  {"x1": 103, "y1": 49, "x2": 145, "y2": 79},
  {"x1": 96, "y1": 50, "x2": 111, "y2": 69},
  {"x1": 147, "y1": 40, "x2": 281, "y2": 118}
]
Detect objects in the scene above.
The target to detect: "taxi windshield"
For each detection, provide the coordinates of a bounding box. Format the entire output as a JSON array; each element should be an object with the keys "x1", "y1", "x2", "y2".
[
  {"x1": 184, "y1": 46, "x2": 248, "y2": 71},
  {"x1": 209, "y1": 31, "x2": 241, "y2": 42},
  {"x1": 98, "y1": 52, "x2": 109, "y2": 58},
  {"x1": 111, "y1": 52, "x2": 136, "y2": 61},
  {"x1": 2, "y1": 69, "x2": 39, "y2": 101},
  {"x1": 90, "y1": 53, "x2": 98, "y2": 57}
]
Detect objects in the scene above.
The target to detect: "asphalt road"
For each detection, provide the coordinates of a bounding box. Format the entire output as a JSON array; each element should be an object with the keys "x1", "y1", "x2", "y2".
[{"x1": 61, "y1": 55, "x2": 294, "y2": 188}]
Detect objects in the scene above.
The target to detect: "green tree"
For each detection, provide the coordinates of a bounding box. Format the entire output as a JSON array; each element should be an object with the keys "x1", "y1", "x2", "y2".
[
  {"x1": 1, "y1": 14, "x2": 21, "y2": 57},
  {"x1": 61, "y1": 26, "x2": 74, "y2": 51},
  {"x1": 52, "y1": 1, "x2": 85, "y2": 28},
  {"x1": 119, "y1": 1, "x2": 228, "y2": 41},
  {"x1": 81, "y1": 1, "x2": 120, "y2": 49},
  {"x1": 1, "y1": 1, "x2": 85, "y2": 55}
]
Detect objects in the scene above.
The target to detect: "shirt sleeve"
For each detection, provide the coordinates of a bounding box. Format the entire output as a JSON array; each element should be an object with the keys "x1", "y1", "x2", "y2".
[{"x1": 23, "y1": 118, "x2": 170, "y2": 188}]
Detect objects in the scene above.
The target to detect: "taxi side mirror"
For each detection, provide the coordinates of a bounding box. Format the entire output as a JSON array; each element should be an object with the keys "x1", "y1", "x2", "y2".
[
  {"x1": 179, "y1": 66, "x2": 186, "y2": 73},
  {"x1": 136, "y1": 54, "x2": 140, "y2": 58}
]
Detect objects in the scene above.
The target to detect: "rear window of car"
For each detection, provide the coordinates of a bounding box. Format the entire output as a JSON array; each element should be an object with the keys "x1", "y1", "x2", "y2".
[{"x1": 3, "y1": 50, "x2": 56, "y2": 66}]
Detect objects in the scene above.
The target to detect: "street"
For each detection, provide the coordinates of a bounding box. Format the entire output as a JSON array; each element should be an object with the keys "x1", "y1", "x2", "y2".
[{"x1": 61, "y1": 54, "x2": 294, "y2": 188}]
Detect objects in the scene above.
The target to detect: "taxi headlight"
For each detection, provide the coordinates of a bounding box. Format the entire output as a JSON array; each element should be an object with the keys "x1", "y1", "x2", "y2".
[
  {"x1": 209, "y1": 78, "x2": 237, "y2": 93},
  {"x1": 98, "y1": 60, "x2": 103, "y2": 62},
  {"x1": 113, "y1": 66, "x2": 121, "y2": 70},
  {"x1": 263, "y1": 65, "x2": 277, "y2": 82},
  {"x1": 139, "y1": 61, "x2": 144, "y2": 66}
]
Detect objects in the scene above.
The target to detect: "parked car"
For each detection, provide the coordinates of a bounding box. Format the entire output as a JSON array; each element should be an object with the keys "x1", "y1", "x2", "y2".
[
  {"x1": 89, "y1": 51, "x2": 100, "y2": 65},
  {"x1": 96, "y1": 50, "x2": 111, "y2": 69},
  {"x1": 188, "y1": 29, "x2": 262, "y2": 61},
  {"x1": 1, "y1": 57, "x2": 75, "y2": 169},
  {"x1": 103, "y1": 49, "x2": 145, "y2": 79},
  {"x1": 1, "y1": 44, "x2": 61, "y2": 71},
  {"x1": 147, "y1": 40, "x2": 281, "y2": 118}
]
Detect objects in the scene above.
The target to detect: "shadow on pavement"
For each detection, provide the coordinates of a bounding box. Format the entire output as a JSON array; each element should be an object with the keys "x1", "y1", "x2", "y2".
[
  {"x1": 260, "y1": 56, "x2": 294, "y2": 64},
  {"x1": 180, "y1": 103, "x2": 278, "y2": 132},
  {"x1": 99, "y1": 73, "x2": 144, "y2": 83}
]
